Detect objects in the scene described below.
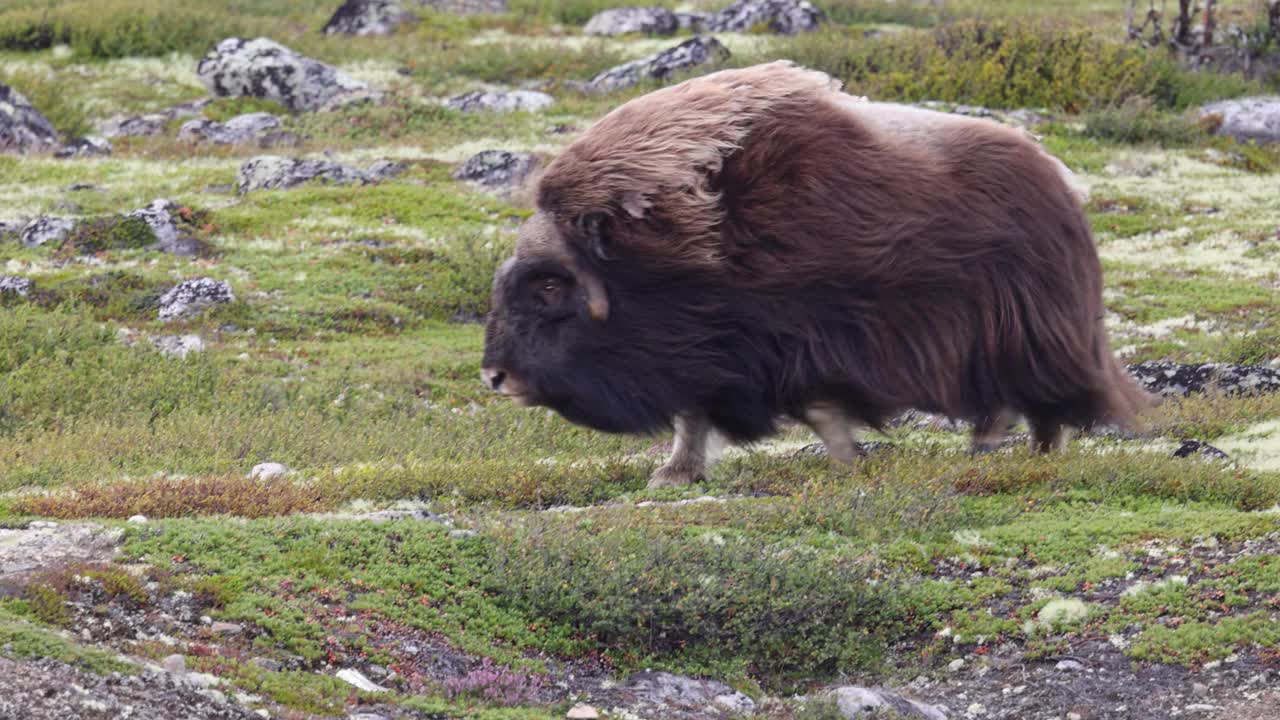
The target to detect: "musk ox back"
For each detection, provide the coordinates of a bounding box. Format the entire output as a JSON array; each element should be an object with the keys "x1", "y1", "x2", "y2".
[{"x1": 481, "y1": 60, "x2": 1149, "y2": 487}]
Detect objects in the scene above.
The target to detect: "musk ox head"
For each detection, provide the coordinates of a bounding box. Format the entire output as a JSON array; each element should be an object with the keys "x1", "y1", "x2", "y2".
[{"x1": 480, "y1": 211, "x2": 712, "y2": 435}]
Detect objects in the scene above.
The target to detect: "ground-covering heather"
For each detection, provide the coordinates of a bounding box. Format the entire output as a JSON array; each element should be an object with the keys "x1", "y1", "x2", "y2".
[{"x1": 2, "y1": 0, "x2": 1280, "y2": 718}]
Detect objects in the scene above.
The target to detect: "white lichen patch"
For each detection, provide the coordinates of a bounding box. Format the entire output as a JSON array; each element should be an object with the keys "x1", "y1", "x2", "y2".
[
  {"x1": 1105, "y1": 311, "x2": 1224, "y2": 341},
  {"x1": 1085, "y1": 153, "x2": 1280, "y2": 217},
  {"x1": 1215, "y1": 420, "x2": 1280, "y2": 472},
  {"x1": 1102, "y1": 227, "x2": 1279, "y2": 279}
]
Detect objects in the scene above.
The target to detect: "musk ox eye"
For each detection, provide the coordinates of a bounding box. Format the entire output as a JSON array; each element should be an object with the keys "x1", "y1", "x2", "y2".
[{"x1": 531, "y1": 275, "x2": 568, "y2": 307}]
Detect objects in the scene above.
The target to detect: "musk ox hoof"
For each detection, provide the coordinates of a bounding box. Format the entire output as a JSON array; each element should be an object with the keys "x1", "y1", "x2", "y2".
[{"x1": 647, "y1": 464, "x2": 705, "y2": 489}]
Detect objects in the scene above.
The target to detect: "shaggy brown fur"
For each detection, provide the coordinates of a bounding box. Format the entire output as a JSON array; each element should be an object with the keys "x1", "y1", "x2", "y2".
[{"x1": 483, "y1": 60, "x2": 1150, "y2": 486}]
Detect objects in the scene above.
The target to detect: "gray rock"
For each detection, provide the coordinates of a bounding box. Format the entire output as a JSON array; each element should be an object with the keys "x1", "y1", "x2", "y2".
[
  {"x1": 365, "y1": 159, "x2": 407, "y2": 180},
  {"x1": 0, "y1": 276, "x2": 34, "y2": 298},
  {"x1": 445, "y1": 90, "x2": 554, "y2": 113},
  {"x1": 150, "y1": 334, "x2": 206, "y2": 359},
  {"x1": 323, "y1": 0, "x2": 415, "y2": 36},
  {"x1": 178, "y1": 112, "x2": 282, "y2": 145},
  {"x1": 161, "y1": 654, "x2": 187, "y2": 674},
  {"x1": 250, "y1": 462, "x2": 288, "y2": 480},
  {"x1": 20, "y1": 216, "x2": 75, "y2": 247},
  {"x1": 96, "y1": 113, "x2": 169, "y2": 138},
  {"x1": 619, "y1": 671, "x2": 755, "y2": 716},
  {"x1": 197, "y1": 37, "x2": 372, "y2": 112},
  {"x1": 1173, "y1": 439, "x2": 1231, "y2": 461},
  {"x1": 675, "y1": 12, "x2": 711, "y2": 31},
  {"x1": 1199, "y1": 96, "x2": 1280, "y2": 145},
  {"x1": 127, "y1": 199, "x2": 204, "y2": 256},
  {"x1": 586, "y1": 36, "x2": 730, "y2": 93},
  {"x1": 706, "y1": 0, "x2": 826, "y2": 35},
  {"x1": 452, "y1": 150, "x2": 537, "y2": 190},
  {"x1": 1126, "y1": 361, "x2": 1280, "y2": 397},
  {"x1": 0, "y1": 82, "x2": 59, "y2": 153},
  {"x1": 832, "y1": 686, "x2": 947, "y2": 720},
  {"x1": 584, "y1": 7, "x2": 679, "y2": 36},
  {"x1": 157, "y1": 278, "x2": 234, "y2": 321},
  {"x1": 236, "y1": 155, "x2": 378, "y2": 193},
  {"x1": 54, "y1": 136, "x2": 113, "y2": 159},
  {"x1": 417, "y1": 0, "x2": 507, "y2": 14},
  {"x1": 1056, "y1": 659, "x2": 1086, "y2": 672}
]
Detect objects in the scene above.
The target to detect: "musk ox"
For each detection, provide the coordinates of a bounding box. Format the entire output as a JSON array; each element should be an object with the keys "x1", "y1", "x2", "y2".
[{"x1": 481, "y1": 60, "x2": 1149, "y2": 488}]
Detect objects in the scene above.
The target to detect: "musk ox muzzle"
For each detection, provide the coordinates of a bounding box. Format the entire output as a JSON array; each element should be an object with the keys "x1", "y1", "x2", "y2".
[{"x1": 480, "y1": 60, "x2": 1151, "y2": 488}]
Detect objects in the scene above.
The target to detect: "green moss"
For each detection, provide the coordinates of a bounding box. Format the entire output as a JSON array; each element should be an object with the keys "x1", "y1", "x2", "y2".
[
  {"x1": 1128, "y1": 612, "x2": 1280, "y2": 665},
  {"x1": 60, "y1": 215, "x2": 158, "y2": 255}
]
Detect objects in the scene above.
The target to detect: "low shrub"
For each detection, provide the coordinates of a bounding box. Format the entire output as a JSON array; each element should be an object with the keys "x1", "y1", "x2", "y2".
[
  {"x1": 0, "y1": 1, "x2": 239, "y2": 59},
  {"x1": 1082, "y1": 96, "x2": 1207, "y2": 145}
]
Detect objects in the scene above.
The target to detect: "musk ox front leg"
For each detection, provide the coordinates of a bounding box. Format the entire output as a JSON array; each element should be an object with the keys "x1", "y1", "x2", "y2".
[
  {"x1": 648, "y1": 412, "x2": 725, "y2": 489},
  {"x1": 802, "y1": 402, "x2": 866, "y2": 464},
  {"x1": 970, "y1": 408, "x2": 1021, "y2": 455}
]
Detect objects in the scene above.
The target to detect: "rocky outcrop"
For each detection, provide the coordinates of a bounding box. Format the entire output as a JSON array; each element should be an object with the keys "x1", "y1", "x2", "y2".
[
  {"x1": 54, "y1": 136, "x2": 112, "y2": 159},
  {"x1": 830, "y1": 686, "x2": 947, "y2": 719},
  {"x1": 706, "y1": 0, "x2": 826, "y2": 35},
  {"x1": 1199, "y1": 96, "x2": 1280, "y2": 145},
  {"x1": 0, "y1": 82, "x2": 59, "y2": 153},
  {"x1": 127, "y1": 199, "x2": 207, "y2": 257},
  {"x1": 95, "y1": 98, "x2": 212, "y2": 139},
  {"x1": 445, "y1": 90, "x2": 554, "y2": 113},
  {"x1": 322, "y1": 0, "x2": 414, "y2": 36},
  {"x1": 197, "y1": 37, "x2": 372, "y2": 112},
  {"x1": 452, "y1": 150, "x2": 537, "y2": 190},
  {"x1": 583, "y1": 7, "x2": 679, "y2": 36},
  {"x1": 586, "y1": 36, "x2": 730, "y2": 93},
  {"x1": 236, "y1": 155, "x2": 402, "y2": 193},
  {"x1": 177, "y1": 112, "x2": 283, "y2": 145},
  {"x1": 157, "y1": 278, "x2": 234, "y2": 321},
  {"x1": 1127, "y1": 361, "x2": 1280, "y2": 397},
  {"x1": 612, "y1": 671, "x2": 755, "y2": 718}
]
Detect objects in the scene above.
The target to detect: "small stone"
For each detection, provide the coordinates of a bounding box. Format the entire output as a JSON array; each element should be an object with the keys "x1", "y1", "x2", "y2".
[
  {"x1": 1067, "y1": 714, "x2": 1083, "y2": 720},
  {"x1": 1056, "y1": 659, "x2": 1085, "y2": 672},
  {"x1": 966, "y1": 703, "x2": 987, "y2": 717},
  {"x1": 1, "y1": 82, "x2": 59, "y2": 153},
  {"x1": 210, "y1": 621, "x2": 244, "y2": 635},
  {"x1": 251, "y1": 657, "x2": 282, "y2": 672},
  {"x1": 584, "y1": 7, "x2": 679, "y2": 36},
  {"x1": 19, "y1": 216, "x2": 75, "y2": 247},
  {"x1": 1185, "y1": 704, "x2": 1219, "y2": 713},
  {"x1": 237, "y1": 155, "x2": 378, "y2": 194},
  {"x1": 127, "y1": 515, "x2": 148, "y2": 524},
  {"x1": 150, "y1": 335, "x2": 206, "y2": 359},
  {"x1": 250, "y1": 462, "x2": 288, "y2": 480},
  {"x1": 706, "y1": 0, "x2": 826, "y2": 34},
  {"x1": 453, "y1": 150, "x2": 538, "y2": 191},
  {"x1": 566, "y1": 705, "x2": 600, "y2": 719},
  {"x1": 322, "y1": 0, "x2": 414, "y2": 36},
  {"x1": 448, "y1": 529, "x2": 477, "y2": 539},
  {"x1": 178, "y1": 113, "x2": 283, "y2": 146},
  {"x1": 161, "y1": 654, "x2": 186, "y2": 673},
  {"x1": 1192, "y1": 682, "x2": 1210, "y2": 697},
  {"x1": 0, "y1": 276, "x2": 34, "y2": 297},
  {"x1": 948, "y1": 658, "x2": 965, "y2": 672}
]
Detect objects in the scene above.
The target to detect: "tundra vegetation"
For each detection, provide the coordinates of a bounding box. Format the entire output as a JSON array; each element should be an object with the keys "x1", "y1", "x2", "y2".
[{"x1": 1, "y1": 0, "x2": 1280, "y2": 718}]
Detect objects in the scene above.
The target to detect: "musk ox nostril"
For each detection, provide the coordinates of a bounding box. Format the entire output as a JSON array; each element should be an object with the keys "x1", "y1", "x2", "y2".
[{"x1": 482, "y1": 368, "x2": 505, "y2": 391}]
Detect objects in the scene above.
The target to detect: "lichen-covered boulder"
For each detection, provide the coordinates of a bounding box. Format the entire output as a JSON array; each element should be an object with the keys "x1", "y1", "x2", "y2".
[
  {"x1": 322, "y1": 0, "x2": 415, "y2": 36},
  {"x1": 586, "y1": 36, "x2": 730, "y2": 94},
  {"x1": 583, "y1": 7, "x2": 679, "y2": 36},
  {"x1": 0, "y1": 82, "x2": 59, "y2": 154},
  {"x1": 0, "y1": 276, "x2": 34, "y2": 298},
  {"x1": 197, "y1": 37, "x2": 371, "y2": 112},
  {"x1": 236, "y1": 155, "x2": 400, "y2": 193},
  {"x1": 1199, "y1": 96, "x2": 1280, "y2": 145},
  {"x1": 95, "y1": 113, "x2": 169, "y2": 139},
  {"x1": 707, "y1": 0, "x2": 826, "y2": 34},
  {"x1": 19, "y1": 216, "x2": 76, "y2": 248},
  {"x1": 445, "y1": 90, "x2": 554, "y2": 113},
  {"x1": 831, "y1": 686, "x2": 947, "y2": 720},
  {"x1": 127, "y1": 199, "x2": 207, "y2": 257},
  {"x1": 453, "y1": 150, "x2": 537, "y2": 190},
  {"x1": 1127, "y1": 361, "x2": 1280, "y2": 397},
  {"x1": 178, "y1": 112, "x2": 283, "y2": 145},
  {"x1": 158, "y1": 278, "x2": 234, "y2": 321}
]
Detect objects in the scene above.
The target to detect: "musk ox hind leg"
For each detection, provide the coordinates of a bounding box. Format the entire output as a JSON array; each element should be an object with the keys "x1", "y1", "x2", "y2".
[
  {"x1": 648, "y1": 412, "x2": 726, "y2": 489},
  {"x1": 970, "y1": 408, "x2": 1022, "y2": 455},
  {"x1": 802, "y1": 402, "x2": 867, "y2": 465},
  {"x1": 1029, "y1": 415, "x2": 1070, "y2": 454}
]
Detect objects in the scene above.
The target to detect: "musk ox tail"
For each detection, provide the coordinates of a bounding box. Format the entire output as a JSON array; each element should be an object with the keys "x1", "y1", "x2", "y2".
[{"x1": 1091, "y1": 328, "x2": 1153, "y2": 432}]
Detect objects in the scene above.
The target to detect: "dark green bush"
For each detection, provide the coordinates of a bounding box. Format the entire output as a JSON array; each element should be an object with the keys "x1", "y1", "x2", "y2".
[
  {"x1": 489, "y1": 516, "x2": 901, "y2": 684},
  {"x1": 1082, "y1": 97, "x2": 1206, "y2": 145},
  {"x1": 61, "y1": 216, "x2": 157, "y2": 256},
  {"x1": 0, "y1": 1, "x2": 239, "y2": 59},
  {"x1": 762, "y1": 20, "x2": 1264, "y2": 112}
]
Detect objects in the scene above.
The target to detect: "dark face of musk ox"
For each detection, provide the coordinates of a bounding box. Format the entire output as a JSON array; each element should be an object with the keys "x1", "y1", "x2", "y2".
[{"x1": 481, "y1": 214, "x2": 696, "y2": 435}]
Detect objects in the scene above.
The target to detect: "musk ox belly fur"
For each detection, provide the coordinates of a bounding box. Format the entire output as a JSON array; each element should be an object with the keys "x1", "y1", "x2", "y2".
[{"x1": 481, "y1": 60, "x2": 1149, "y2": 458}]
